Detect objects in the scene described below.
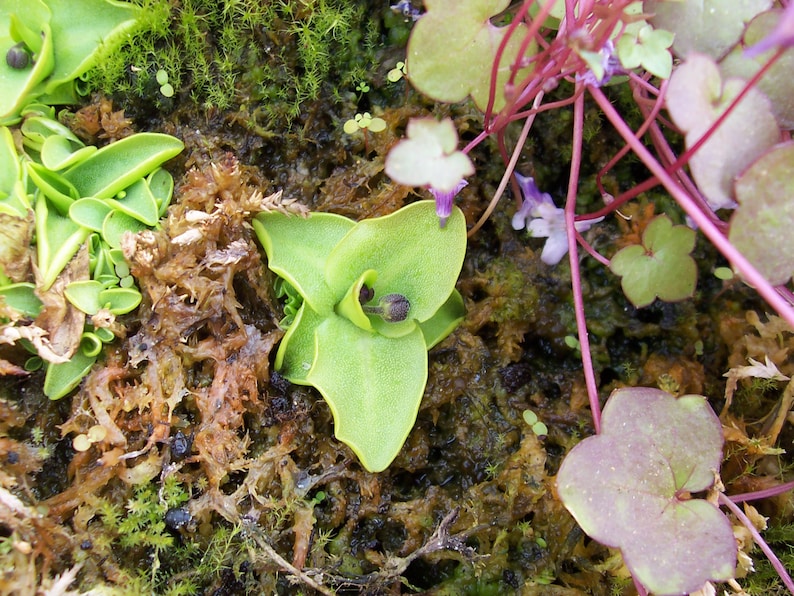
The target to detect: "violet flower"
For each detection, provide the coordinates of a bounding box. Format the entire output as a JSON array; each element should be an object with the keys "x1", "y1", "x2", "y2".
[
  {"x1": 576, "y1": 40, "x2": 624, "y2": 87},
  {"x1": 512, "y1": 173, "x2": 603, "y2": 265},
  {"x1": 429, "y1": 179, "x2": 467, "y2": 227},
  {"x1": 390, "y1": 0, "x2": 422, "y2": 21},
  {"x1": 511, "y1": 173, "x2": 555, "y2": 230},
  {"x1": 745, "y1": 3, "x2": 794, "y2": 57}
]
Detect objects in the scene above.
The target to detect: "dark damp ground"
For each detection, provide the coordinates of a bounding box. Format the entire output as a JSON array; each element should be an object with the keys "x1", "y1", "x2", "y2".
[{"x1": 1, "y1": 1, "x2": 792, "y2": 594}]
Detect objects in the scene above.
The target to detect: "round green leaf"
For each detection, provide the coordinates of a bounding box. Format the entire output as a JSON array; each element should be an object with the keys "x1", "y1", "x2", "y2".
[
  {"x1": 69, "y1": 198, "x2": 113, "y2": 232},
  {"x1": 98, "y1": 286, "x2": 141, "y2": 314},
  {"x1": 64, "y1": 279, "x2": 103, "y2": 315},
  {"x1": 557, "y1": 387, "x2": 735, "y2": 595},
  {"x1": 406, "y1": 0, "x2": 535, "y2": 112}
]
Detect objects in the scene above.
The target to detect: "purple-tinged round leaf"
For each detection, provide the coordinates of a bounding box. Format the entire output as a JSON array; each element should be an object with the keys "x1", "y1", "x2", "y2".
[
  {"x1": 666, "y1": 53, "x2": 779, "y2": 210},
  {"x1": 729, "y1": 141, "x2": 794, "y2": 286},
  {"x1": 721, "y1": 10, "x2": 794, "y2": 129},
  {"x1": 557, "y1": 388, "x2": 736, "y2": 595},
  {"x1": 645, "y1": 0, "x2": 772, "y2": 60}
]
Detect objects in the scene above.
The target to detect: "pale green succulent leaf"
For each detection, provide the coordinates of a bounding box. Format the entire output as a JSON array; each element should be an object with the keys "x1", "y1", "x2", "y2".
[
  {"x1": 253, "y1": 210, "x2": 354, "y2": 314},
  {"x1": 307, "y1": 316, "x2": 427, "y2": 473}
]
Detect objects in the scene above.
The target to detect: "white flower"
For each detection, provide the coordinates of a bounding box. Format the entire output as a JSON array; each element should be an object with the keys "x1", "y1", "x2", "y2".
[{"x1": 527, "y1": 202, "x2": 603, "y2": 266}]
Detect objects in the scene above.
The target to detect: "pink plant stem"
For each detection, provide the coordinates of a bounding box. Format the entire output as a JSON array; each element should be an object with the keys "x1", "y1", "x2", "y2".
[
  {"x1": 719, "y1": 493, "x2": 794, "y2": 592},
  {"x1": 468, "y1": 93, "x2": 544, "y2": 237},
  {"x1": 727, "y1": 479, "x2": 794, "y2": 503},
  {"x1": 566, "y1": 86, "x2": 602, "y2": 433},
  {"x1": 589, "y1": 86, "x2": 794, "y2": 330}
]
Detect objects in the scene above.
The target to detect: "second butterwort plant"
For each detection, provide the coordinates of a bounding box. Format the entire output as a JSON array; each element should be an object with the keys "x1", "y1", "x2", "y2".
[{"x1": 253, "y1": 201, "x2": 467, "y2": 472}]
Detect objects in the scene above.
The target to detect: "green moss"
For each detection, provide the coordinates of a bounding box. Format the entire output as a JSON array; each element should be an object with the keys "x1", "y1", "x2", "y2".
[{"x1": 85, "y1": 0, "x2": 382, "y2": 125}]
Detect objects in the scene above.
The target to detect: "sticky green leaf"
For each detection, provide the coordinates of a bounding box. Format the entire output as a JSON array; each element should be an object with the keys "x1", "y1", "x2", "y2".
[
  {"x1": 35, "y1": 195, "x2": 90, "y2": 290},
  {"x1": 147, "y1": 167, "x2": 174, "y2": 216},
  {"x1": 0, "y1": 127, "x2": 21, "y2": 196},
  {"x1": 102, "y1": 209, "x2": 148, "y2": 248},
  {"x1": 275, "y1": 302, "x2": 324, "y2": 381},
  {"x1": 43, "y1": 349, "x2": 96, "y2": 399},
  {"x1": 42, "y1": 0, "x2": 141, "y2": 93},
  {"x1": 105, "y1": 178, "x2": 159, "y2": 226},
  {"x1": 307, "y1": 317, "x2": 428, "y2": 473},
  {"x1": 610, "y1": 214, "x2": 697, "y2": 308},
  {"x1": 40, "y1": 135, "x2": 96, "y2": 171},
  {"x1": 406, "y1": 0, "x2": 535, "y2": 112},
  {"x1": 0, "y1": 0, "x2": 55, "y2": 121},
  {"x1": 98, "y1": 286, "x2": 141, "y2": 314},
  {"x1": 62, "y1": 133, "x2": 184, "y2": 199},
  {"x1": 557, "y1": 387, "x2": 735, "y2": 595},
  {"x1": 325, "y1": 201, "x2": 466, "y2": 331},
  {"x1": 419, "y1": 289, "x2": 465, "y2": 349},
  {"x1": 0, "y1": 282, "x2": 42, "y2": 317},
  {"x1": 27, "y1": 162, "x2": 80, "y2": 213},
  {"x1": 69, "y1": 198, "x2": 113, "y2": 232},
  {"x1": 64, "y1": 280, "x2": 103, "y2": 314},
  {"x1": 252, "y1": 211, "x2": 353, "y2": 314},
  {"x1": 254, "y1": 200, "x2": 467, "y2": 472}
]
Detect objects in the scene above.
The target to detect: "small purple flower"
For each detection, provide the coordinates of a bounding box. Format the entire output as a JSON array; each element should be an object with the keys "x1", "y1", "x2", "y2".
[
  {"x1": 429, "y1": 179, "x2": 467, "y2": 227},
  {"x1": 511, "y1": 173, "x2": 555, "y2": 230},
  {"x1": 390, "y1": 0, "x2": 422, "y2": 21},
  {"x1": 745, "y1": 3, "x2": 794, "y2": 57},
  {"x1": 576, "y1": 40, "x2": 624, "y2": 87},
  {"x1": 512, "y1": 173, "x2": 603, "y2": 265}
]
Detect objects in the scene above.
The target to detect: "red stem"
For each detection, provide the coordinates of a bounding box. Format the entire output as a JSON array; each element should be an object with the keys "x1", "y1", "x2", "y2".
[
  {"x1": 566, "y1": 86, "x2": 602, "y2": 433},
  {"x1": 589, "y1": 85, "x2": 794, "y2": 329},
  {"x1": 720, "y1": 493, "x2": 794, "y2": 592}
]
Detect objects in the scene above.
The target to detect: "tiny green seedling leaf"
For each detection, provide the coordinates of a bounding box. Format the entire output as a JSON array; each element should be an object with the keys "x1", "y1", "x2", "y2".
[
  {"x1": 385, "y1": 117, "x2": 474, "y2": 193},
  {"x1": 610, "y1": 214, "x2": 697, "y2": 308},
  {"x1": 557, "y1": 387, "x2": 736, "y2": 595},
  {"x1": 615, "y1": 24, "x2": 674, "y2": 79},
  {"x1": 406, "y1": 0, "x2": 535, "y2": 112},
  {"x1": 729, "y1": 141, "x2": 794, "y2": 286}
]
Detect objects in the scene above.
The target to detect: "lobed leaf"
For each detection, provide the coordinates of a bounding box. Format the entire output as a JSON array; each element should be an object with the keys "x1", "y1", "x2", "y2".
[
  {"x1": 610, "y1": 214, "x2": 697, "y2": 308},
  {"x1": 557, "y1": 387, "x2": 735, "y2": 595}
]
